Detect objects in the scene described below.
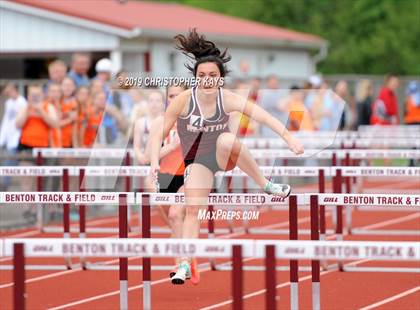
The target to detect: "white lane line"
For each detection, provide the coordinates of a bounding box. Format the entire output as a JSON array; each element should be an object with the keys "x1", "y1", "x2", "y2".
[
  {"x1": 47, "y1": 257, "x2": 256, "y2": 310},
  {"x1": 359, "y1": 212, "x2": 420, "y2": 230},
  {"x1": 0, "y1": 212, "x2": 316, "y2": 288},
  {"x1": 358, "y1": 286, "x2": 420, "y2": 310},
  {"x1": 199, "y1": 259, "x2": 371, "y2": 310},
  {"x1": 199, "y1": 210, "x2": 420, "y2": 309}
]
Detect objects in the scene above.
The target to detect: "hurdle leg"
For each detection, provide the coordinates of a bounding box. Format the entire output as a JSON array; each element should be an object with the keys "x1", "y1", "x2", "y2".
[
  {"x1": 138, "y1": 177, "x2": 145, "y2": 230},
  {"x1": 334, "y1": 169, "x2": 344, "y2": 271},
  {"x1": 310, "y1": 195, "x2": 321, "y2": 310},
  {"x1": 36, "y1": 152, "x2": 44, "y2": 232},
  {"x1": 242, "y1": 177, "x2": 250, "y2": 234},
  {"x1": 62, "y1": 169, "x2": 72, "y2": 269},
  {"x1": 207, "y1": 205, "x2": 217, "y2": 270},
  {"x1": 265, "y1": 245, "x2": 277, "y2": 310},
  {"x1": 344, "y1": 154, "x2": 353, "y2": 235},
  {"x1": 13, "y1": 243, "x2": 25, "y2": 310},
  {"x1": 331, "y1": 153, "x2": 337, "y2": 227},
  {"x1": 78, "y1": 169, "x2": 87, "y2": 269},
  {"x1": 289, "y1": 195, "x2": 299, "y2": 310},
  {"x1": 318, "y1": 170, "x2": 328, "y2": 270},
  {"x1": 142, "y1": 194, "x2": 152, "y2": 310},
  {"x1": 119, "y1": 194, "x2": 128, "y2": 310},
  {"x1": 232, "y1": 245, "x2": 243, "y2": 310},
  {"x1": 124, "y1": 153, "x2": 132, "y2": 232}
]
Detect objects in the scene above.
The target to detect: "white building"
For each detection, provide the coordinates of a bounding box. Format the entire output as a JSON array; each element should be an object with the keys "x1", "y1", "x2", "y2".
[{"x1": 0, "y1": 0, "x2": 327, "y2": 80}]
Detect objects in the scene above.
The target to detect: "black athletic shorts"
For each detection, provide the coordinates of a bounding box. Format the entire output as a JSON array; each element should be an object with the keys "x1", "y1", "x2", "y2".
[
  {"x1": 184, "y1": 152, "x2": 221, "y2": 175},
  {"x1": 158, "y1": 173, "x2": 184, "y2": 193}
]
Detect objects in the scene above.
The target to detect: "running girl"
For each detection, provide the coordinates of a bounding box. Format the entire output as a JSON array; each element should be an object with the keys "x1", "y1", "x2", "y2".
[{"x1": 149, "y1": 29, "x2": 304, "y2": 284}]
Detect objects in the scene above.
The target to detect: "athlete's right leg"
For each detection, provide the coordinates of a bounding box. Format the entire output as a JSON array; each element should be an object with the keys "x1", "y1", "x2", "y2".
[
  {"x1": 168, "y1": 185, "x2": 185, "y2": 278},
  {"x1": 172, "y1": 164, "x2": 213, "y2": 285},
  {"x1": 167, "y1": 185, "x2": 185, "y2": 238},
  {"x1": 182, "y1": 164, "x2": 213, "y2": 238}
]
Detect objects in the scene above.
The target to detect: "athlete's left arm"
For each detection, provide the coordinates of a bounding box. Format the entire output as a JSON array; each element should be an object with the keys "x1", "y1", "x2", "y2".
[{"x1": 224, "y1": 90, "x2": 304, "y2": 154}]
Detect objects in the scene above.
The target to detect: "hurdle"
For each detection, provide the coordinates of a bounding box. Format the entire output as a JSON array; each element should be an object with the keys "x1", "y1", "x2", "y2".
[
  {"x1": 242, "y1": 137, "x2": 420, "y2": 149},
  {"x1": 1, "y1": 191, "x2": 419, "y2": 273},
  {"x1": 2, "y1": 165, "x2": 419, "y2": 238},
  {"x1": 333, "y1": 166, "x2": 420, "y2": 236},
  {"x1": 32, "y1": 147, "x2": 420, "y2": 161},
  {"x1": 4, "y1": 237, "x2": 419, "y2": 310}
]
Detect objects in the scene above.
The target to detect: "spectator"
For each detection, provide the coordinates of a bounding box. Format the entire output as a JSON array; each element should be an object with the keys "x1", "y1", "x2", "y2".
[
  {"x1": 68, "y1": 53, "x2": 91, "y2": 88},
  {"x1": 370, "y1": 74, "x2": 400, "y2": 125},
  {"x1": 90, "y1": 65, "x2": 129, "y2": 146},
  {"x1": 16, "y1": 84, "x2": 59, "y2": 150},
  {"x1": 404, "y1": 81, "x2": 420, "y2": 125},
  {"x1": 45, "y1": 60, "x2": 67, "y2": 90},
  {"x1": 81, "y1": 90, "x2": 107, "y2": 147},
  {"x1": 258, "y1": 75, "x2": 286, "y2": 137},
  {"x1": 94, "y1": 58, "x2": 113, "y2": 98},
  {"x1": 310, "y1": 82, "x2": 333, "y2": 131},
  {"x1": 59, "y1": 77, "x2": 78, "y2": 148},
  {"x1": 127, "y1": 89, "x2": 147, "y2": 143},
  {"x1": 0, "y1": 83, "x2": 27, "y2": 189},
  {"x1": 44, "y1": 83, "x2": 63, "y2": 147},
  {"x1": 110, "y1": 70, "x2": 134, "y2": 118},
  {"x1": 230, "y1": 80, "x2": 259, "y2": 137},
  {"x1": 75, "y1": 86, "x2": 90, "y2": 147},
  {"x1": 285, "y1": 86, "x2": 314, "y2": 131},
  {"x1": 0, "y1": 83, "x2": 27, "y2": 151},
  {"x1": 334, "y1": 80, "x2": 355, "y2": 130},
  {"x1": 304, "y1": 75, "x2": 322, "y2": 110},
  {"x1": 404, "y1": 81, "x2": 420, "y2": 167},
  {"x1": 90, "y1": 79, "x2": 105, "y2": 97},
  {"x1": 355, "y1": 79, "x2": 374, "y2": 127},
  {"x1": 133, "y1": 90, "x2": 165, "y2": 164},
  {"x1": 249, "y1": 77, "x2": 261, "y2": 102}
]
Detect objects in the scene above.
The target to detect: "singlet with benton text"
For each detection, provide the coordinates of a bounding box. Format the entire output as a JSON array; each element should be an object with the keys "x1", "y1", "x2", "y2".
[{"x1": 177, "y1": 87, "x2": 229, "y2": 160}]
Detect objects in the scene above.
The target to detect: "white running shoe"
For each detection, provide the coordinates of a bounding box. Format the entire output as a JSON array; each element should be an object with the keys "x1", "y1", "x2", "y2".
[
  {"x1": 171, "y1": 263, "x2": 191, "y2": 285},
  {"x1": 264, "y1": 181, "x2": 292, "y2": 198}
]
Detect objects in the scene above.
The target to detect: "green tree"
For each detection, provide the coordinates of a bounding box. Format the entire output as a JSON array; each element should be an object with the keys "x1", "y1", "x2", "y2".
[{"x1": 159, "y1": 0, "x2": 420, "y2": 75}]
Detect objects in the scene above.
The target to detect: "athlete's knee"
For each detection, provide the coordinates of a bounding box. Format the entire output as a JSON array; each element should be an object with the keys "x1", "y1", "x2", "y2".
[
  {"x1": 217, "y1": 133, "x2": 240, "y2": 153},
  {"x1": 185, "y1": 206, "x2": 200, "y2": 217},
  {"x1": 168, "y1": 207, "x2": 183, "y2": 224}
]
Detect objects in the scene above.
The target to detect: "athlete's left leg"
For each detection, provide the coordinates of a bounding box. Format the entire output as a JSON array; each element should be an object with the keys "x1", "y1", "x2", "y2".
[
  {"x1": 216, "y1": 132, "x2": 267, "y2": 187},
  {"x1": 215, "y1": 132, "x2": 291, "y2": 196}
]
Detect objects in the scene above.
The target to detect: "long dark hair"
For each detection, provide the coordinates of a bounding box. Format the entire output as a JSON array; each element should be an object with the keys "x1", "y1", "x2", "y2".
[{"x1": 174, "y1": 28, "x2": 231, "y2": 77}]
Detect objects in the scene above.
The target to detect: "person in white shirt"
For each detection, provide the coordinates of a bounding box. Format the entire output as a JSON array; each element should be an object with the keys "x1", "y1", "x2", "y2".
[{"x1": 0, "y1": 83, "x2": 27, "y2": 189}]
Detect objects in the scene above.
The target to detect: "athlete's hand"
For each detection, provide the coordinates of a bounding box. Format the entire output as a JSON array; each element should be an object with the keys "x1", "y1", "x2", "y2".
[{"x1": 287, "y1": 136, "x2": 304, "y2": 155}]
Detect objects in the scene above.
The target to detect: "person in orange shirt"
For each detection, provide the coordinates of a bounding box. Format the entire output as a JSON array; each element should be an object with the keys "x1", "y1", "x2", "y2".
[
  {"x1": 74, "y1": 86, "x2": 90, "y2": 147},
  {"x1": 42, "y1": 83, "x2": 64, "y2": 148},
  {"x1": 16, "y1": 84, "x2": 59, "y2": 150},
  {"x1": 82, "y1": 90, "x2": 106, "y2": 147},
  {"x1": 59, "y1": 77, "x2": 78, "y2": 148},
  {"x1": 285, "y1": 86, "x2": 314, "y2": 131},
  {"x1": 15, "y1": 84, "x2": 59, "y2": 220},
  {"x1": 404, "y1": 81, "x2": 420, "y2": 125}
]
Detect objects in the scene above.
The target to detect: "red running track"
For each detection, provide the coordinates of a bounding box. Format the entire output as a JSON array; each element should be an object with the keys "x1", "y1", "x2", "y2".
[{"x1": 0, "y1": 179, "x2": 419, "y2": 309}]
